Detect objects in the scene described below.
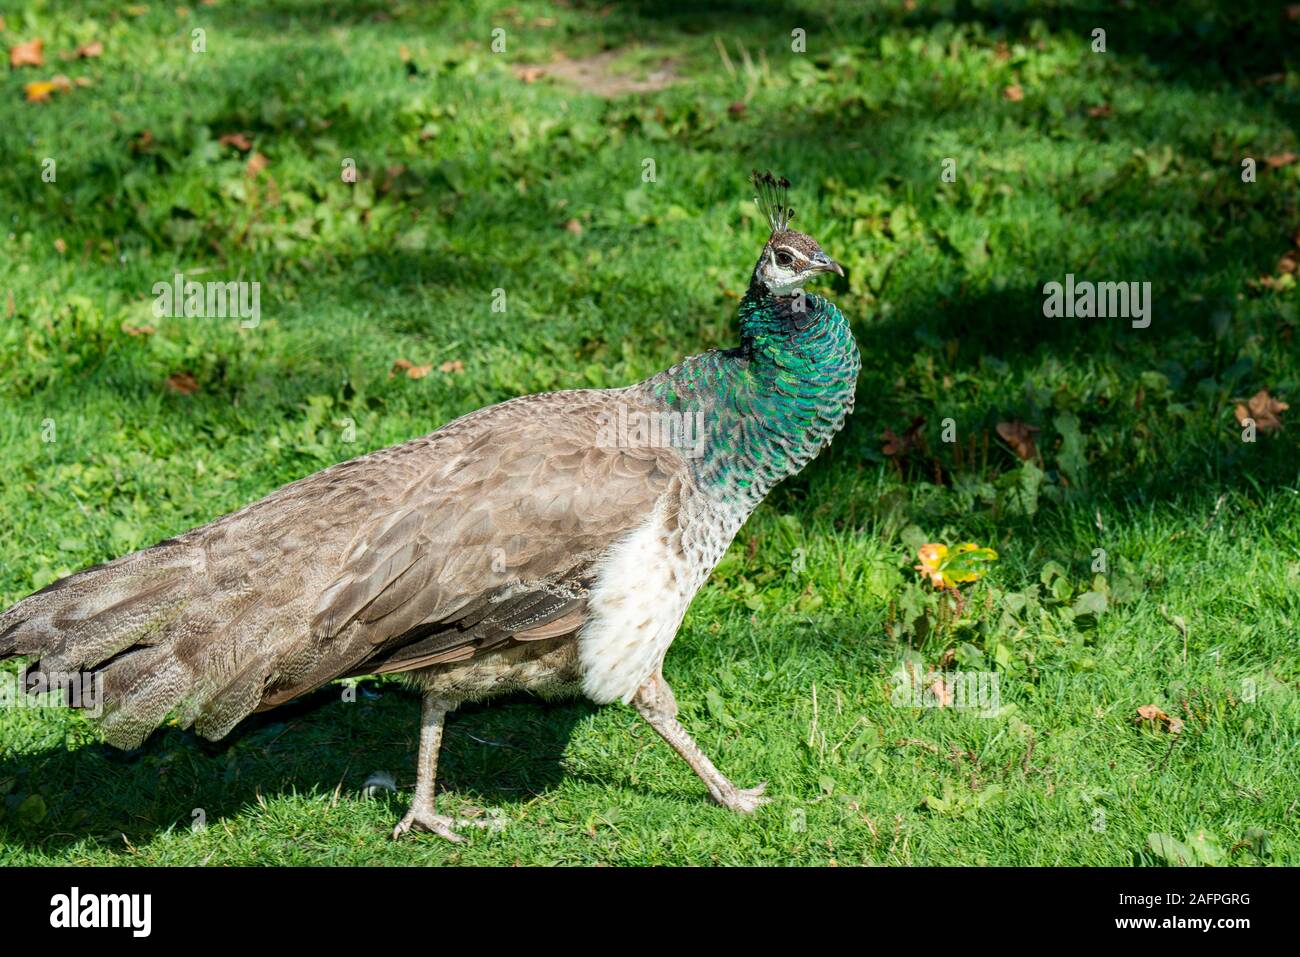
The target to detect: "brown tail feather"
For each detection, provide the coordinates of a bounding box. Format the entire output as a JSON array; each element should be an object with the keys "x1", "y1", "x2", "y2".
[{"x1": 0, "y1": 542, "x2": 299, "y2": 749}]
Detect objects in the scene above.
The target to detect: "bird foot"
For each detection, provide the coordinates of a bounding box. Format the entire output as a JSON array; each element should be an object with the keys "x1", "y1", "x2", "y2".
[
  {"x1": 714, "y1": 781, "x2": 770, "y2": 813},
  {"x1": 391, "y1": 807, "x2": 465, "y2": 843}
]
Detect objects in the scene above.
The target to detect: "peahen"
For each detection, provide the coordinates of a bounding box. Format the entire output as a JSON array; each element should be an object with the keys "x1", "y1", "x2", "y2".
[{"x1": 0, "y1": 171, "x2": 860, "y2": 841}]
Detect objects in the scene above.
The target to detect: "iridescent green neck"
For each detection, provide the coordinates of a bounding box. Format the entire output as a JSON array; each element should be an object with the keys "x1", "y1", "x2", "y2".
[{"x1": 644, "y1": 283, "x2": 860, "y2": 505}]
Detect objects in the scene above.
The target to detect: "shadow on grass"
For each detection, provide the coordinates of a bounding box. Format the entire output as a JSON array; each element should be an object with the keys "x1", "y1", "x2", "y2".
[{"x1": 0, "y1": 685, "x2": 595, "y2": 853}]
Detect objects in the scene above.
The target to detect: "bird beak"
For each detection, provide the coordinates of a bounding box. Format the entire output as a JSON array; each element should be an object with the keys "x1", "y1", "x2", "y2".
[{"x1": 812, "y1": 252, "x2": 844, "y2": 277}]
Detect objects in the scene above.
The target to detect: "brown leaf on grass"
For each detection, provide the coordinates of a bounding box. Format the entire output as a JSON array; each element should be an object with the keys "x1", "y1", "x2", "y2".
[
  {"x1": 121, "y1": 321, "x2": 155, "y2": 336},
  {"x1": 130, "y1": 129, "x2": 154, "y2": 154},
  {"x1": 439, "y1": 360, "x2": 465, "y2": 374},
  {"x1": 1002, "y1": 84, "x2": 1023, "y2": 102},
  {"x1": 219, "y1": 131, "x2": 252, "y2": 151},
  {"x1": 1278, "y1": 252, "x2": 1298, "y2": 274},
  {"x1": 928, "y1": 676, "x2": 953, "y2": 708},
  {"x1": 1136, "y1": 704, "x2": 1167, "y2": 722},
  {"x1": 514, "y1": 65, "x2": 546, "y2": 84},
  {"x1": 563, "y1": 218, "x2": 583, "y2": 235},
  {"x1": 390, "y1": 358, "x2": 432, "y2": 380},
  {"x1": 727, "y1": 101, "x2": 746, "y2": 117},
  {"x1": 10, "y1": 38, "x2": 44, "y2": 68},
  {"x1": 75, "y1": 41, "x2": 103, "y2": 58},
  {"x1": 1234, "y1": 389, "x2": 1289, "y2": 432},
  {"x1": 1086, "y1": 103, "x2": 1112, "y2": 118},
  {"x1": 245, "y1": 152, "x2": 268, "y2": 176},
  {"x1": 1136, "y1": 704, "x2": 1183, "y2": 734},
  {"x1": 398, "y1": 44, "x2": 411, "y2": 62},
  {"x1": 996, "y1": 420, "x2": 1040, "y2": 460},
  {"x1": 53, "y1": 238, "x2": 66, "y2": 254},
  {"x1": 1265, "y1": 152, "x2": 1298, "y2": 169},
  {"x1": 165, "y1": 372, "x2": 199, "y2": 395},
  {"x1": 882, "y1": 416, "x2": 927, "y2": 459}
]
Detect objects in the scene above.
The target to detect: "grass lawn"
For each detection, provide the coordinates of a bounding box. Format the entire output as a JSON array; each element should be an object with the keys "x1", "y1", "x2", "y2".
[{"x1": 1, "y1": 0, "x2": 1298, "y2": 866}]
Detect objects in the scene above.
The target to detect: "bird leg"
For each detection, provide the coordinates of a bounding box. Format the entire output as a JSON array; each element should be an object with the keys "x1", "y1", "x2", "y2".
[
  {"x1": 632, "y1": 670, "x2": 769, "y2": 813},
  {"x1": 391, "y1": 692, "x2": 463, "y2": 842}
]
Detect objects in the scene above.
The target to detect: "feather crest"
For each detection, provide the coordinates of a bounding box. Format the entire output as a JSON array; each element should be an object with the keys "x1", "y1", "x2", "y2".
[{"x1": 751, "y1": 169, "x2": 794, "y2": 232}]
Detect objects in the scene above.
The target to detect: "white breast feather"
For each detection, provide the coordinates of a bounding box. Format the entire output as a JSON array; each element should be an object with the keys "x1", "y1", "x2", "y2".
[{"x1": 578, "y1": 508, "x2": 689, "y2": 705}]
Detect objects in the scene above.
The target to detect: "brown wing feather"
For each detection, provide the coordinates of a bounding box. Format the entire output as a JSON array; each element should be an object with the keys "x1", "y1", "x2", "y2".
[{"x1": 303, "y1": 410, "x2": 682, "y2": 688}]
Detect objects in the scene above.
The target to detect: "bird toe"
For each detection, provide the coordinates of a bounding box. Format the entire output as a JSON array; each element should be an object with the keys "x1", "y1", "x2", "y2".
[
  {"x1": 391, "y1": 809, "x2": 466, "y2": 843},
  {"x1": 718, "y1": 781, "x2": 770, "y2": 813}
]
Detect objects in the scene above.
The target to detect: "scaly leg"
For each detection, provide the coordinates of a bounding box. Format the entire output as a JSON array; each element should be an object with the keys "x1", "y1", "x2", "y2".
[
  {"x1": 632, "y1": 670, "x2": 769, "y2": 812},
  {"x1": 391, "y1": 693, "x2": 463, "y2": 842}
]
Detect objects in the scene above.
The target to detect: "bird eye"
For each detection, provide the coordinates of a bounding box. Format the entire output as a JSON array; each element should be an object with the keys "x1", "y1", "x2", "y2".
[{"x1": 775, "y1": 250, "x2": 794, "y2": 267}]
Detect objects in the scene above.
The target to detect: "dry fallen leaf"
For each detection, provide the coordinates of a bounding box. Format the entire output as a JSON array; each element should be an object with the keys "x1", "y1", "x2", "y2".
[
  {"x1": 1136, "y1": 704, "x2": 1183, "y2": 734},
  {"x1": 24, "y1": 75, "x2": 72, "y2": 102},
  {"x1": 245, "y1": 152, "x2": 268, "y2": 176},
  {"x1": 131, "y1": 129, "x2": 154, "y2": 154},
  {"x1": 563, "y1": 218, "x2": 583, "y2": 235},
  {"x1": 398, "y1": 44, "x2": 411, "y2": 62},
  {"x1": 121, "y1": 322, "x2": 155, "y2": 336},
  {"x1": 1234, "y1": 388, "x2": 1288, "y2": 433},
  {"x1": 390, "y1": 358, "x2": 432, "y2": 380},
  {"x1": 1086, "y1": 103, "x2": 1112, "y2": 118},
  {"x1": 514, "y1": 65, "x2": 546, "y2": 83},
  {"x1": 10, "y1": 38, "x2": 44, "y2": 68},
  {"x1": 1265, "y1": 152, "x2": 1298, "y2": 169},
  {"x1": 1137, "y1": 704, "x2": 1167, "y2": 722},
  {"x1": 53, "y1": 238, "x2": 66, "y2": 254},
  {"x1": 882, "y1": 415, "x2": 926, "y2": 460},
  {"x1": 1003, "y1": 84, "x2": 1024, "y2": 102},
  {"x1": 1278, "y1": 252, "x2": 1298, "y2": 274},
  {"x1": 165, "y1": 372, "x2": 199, "y2": 395},
  {"x1": 75, "y1": 41, "x2": 103, "y2": 58},
  {"x1": 928, "y1": 676, "x2": 953, "y2": 708},
  {"x1": 219, "y1": 131, "x2": 252, "y2": 151},
  {"x1": 439, "y1": 359, "x2": 465, "y2": 374},
  {"x1": 24, "y1": 81, "x2": 55, "y2": 102},
  {"x1": 915, "y1": 543, "x2": 947, "y2": 589},
  {"x1": 727, "y1": 101, "x2": 746, "y2": 117},
  {"x1": 996, "y1": 420, "x2": 1040, "y2": 460}
]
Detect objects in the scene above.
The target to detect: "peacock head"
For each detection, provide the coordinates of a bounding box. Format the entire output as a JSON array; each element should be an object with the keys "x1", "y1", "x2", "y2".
[{"x1": 749, "y1": 170, "x2": 843, "y2": 296}]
